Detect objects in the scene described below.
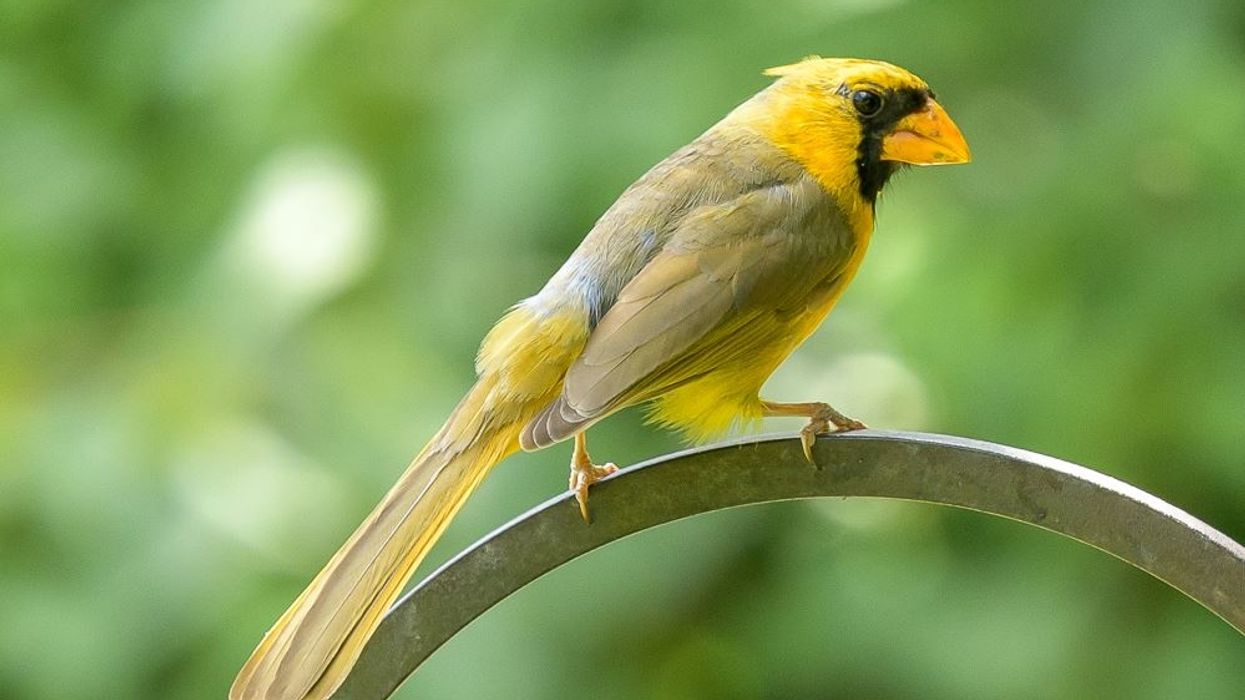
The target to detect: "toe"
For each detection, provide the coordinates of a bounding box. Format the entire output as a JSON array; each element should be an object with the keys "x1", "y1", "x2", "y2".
[
  {"x1": 836, "y1": 419, "x2": 867, "y2": 432},
  {"x1": 799, "y1": 427, "x2": 817, "y2": 464}
]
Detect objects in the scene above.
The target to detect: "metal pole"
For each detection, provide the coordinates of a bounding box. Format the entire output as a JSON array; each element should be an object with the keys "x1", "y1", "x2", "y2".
[{"x1": 330, "y1": 430, "x2": 1245, "y2": 699}]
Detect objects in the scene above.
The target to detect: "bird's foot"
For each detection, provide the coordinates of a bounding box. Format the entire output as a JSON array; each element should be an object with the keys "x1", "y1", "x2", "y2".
[
  {"x1": 798, "y1": 404, "x2": 866, "y2": 463},
  {"x1": 569, "y1": 433, "x2": 616, "y2": 522},
  {"x1": 569, "y1": 461, "x2": 617, "y2": 523},
  {"x1": 761, "y1": 400, "x2": 866, "y2": 464}
]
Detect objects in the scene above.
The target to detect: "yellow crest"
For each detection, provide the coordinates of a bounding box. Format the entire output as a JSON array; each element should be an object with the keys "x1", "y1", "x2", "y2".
[{"x1": 762, "y1": 55, "x2": 825, "y2": 77}]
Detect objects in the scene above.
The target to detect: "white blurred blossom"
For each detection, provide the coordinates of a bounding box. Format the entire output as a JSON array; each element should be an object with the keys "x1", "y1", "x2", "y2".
[{"x1": 218, "y1": 146, "x2": 379, "y2": 325}]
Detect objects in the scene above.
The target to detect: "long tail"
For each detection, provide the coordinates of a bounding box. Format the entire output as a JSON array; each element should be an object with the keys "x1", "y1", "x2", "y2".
[{"x1": 230, "y1": 377, "x2": 528, "y2": 700}]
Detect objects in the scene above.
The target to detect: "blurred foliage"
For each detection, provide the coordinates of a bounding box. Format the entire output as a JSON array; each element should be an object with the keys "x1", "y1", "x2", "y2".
[{"x1": 2, "y1": 0, "x2": 1244, "y2": 698}]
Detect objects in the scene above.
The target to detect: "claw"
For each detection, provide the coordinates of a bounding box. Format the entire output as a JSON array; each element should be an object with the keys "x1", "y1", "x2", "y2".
[{"x1": 799, "y1": 424, "x2": 819, "y2": 464}]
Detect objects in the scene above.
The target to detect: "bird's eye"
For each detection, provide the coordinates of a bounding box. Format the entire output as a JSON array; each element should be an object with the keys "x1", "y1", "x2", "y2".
[{"x1": 852, "y1": 89, "x2": 883, "y2": 117}]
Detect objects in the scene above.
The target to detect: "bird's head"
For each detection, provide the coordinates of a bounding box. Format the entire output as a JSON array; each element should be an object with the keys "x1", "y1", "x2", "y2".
[{"x1": 739, "y1": 56, "x2": 970, "y2": 212}]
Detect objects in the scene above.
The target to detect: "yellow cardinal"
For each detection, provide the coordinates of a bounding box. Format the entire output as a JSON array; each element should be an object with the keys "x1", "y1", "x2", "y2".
[{"x1": 231, "y1": 56, "x2": 970, "y2": 700}]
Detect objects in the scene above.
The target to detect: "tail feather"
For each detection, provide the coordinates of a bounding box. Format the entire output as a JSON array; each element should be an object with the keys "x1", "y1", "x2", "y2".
[{"x1": 230, "y1": 381, "x2": 524, "y2": 700}]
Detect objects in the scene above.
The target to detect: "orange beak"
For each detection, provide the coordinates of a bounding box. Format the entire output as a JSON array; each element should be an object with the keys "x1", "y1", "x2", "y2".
[{"x1": 880, "y1": 98, "x2": 971, "y2": 166}]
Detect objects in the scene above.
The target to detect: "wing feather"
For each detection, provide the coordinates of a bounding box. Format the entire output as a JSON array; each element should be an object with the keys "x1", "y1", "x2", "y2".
[{"x1": 520, "y1": 178, "x2": 850, "y2": 449}]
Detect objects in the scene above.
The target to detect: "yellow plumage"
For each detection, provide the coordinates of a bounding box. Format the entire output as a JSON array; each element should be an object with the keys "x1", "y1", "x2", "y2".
[{"x1": 231, "y1": 57, "x2": 969, "y2": 700}]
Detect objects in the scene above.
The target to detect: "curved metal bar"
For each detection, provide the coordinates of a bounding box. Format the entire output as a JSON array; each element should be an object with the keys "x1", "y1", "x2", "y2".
[{"x1": 331, "y1": 431, "x2": 1245, "y2": 699}]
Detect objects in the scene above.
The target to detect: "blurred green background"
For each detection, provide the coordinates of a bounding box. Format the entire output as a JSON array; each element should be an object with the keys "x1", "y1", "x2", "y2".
[{"x1": 3, "y1": 0, "x2": 1244, "y2": 697}]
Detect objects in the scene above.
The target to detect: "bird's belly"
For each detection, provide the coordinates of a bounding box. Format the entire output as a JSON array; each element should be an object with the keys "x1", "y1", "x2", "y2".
[
  {"x1": 645, "y1": 304, "x2": 836, "y2": 442},
  {"x1": 645, "y1": 253, "x2": 860, "y2": 444}
]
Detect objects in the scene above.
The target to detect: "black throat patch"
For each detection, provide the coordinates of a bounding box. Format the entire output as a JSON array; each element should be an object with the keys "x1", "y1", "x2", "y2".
[{"x1": 851, "y1": 86, "x2": 931, "y2": 203}]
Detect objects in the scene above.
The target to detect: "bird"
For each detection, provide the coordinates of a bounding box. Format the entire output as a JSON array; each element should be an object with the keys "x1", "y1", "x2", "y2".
[{"x1": 230, "y1": 56, "x2": 970, "y2": 700}]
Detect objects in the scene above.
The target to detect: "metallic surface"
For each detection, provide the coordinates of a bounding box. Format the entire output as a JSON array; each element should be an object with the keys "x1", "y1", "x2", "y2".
[{"x1": 331, "y1": 431, "x2": 1245, "y2": 699}]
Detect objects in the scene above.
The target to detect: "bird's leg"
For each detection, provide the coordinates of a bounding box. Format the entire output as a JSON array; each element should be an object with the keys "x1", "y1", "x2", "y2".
[
  {"x1": 760, "y1": 400, "x2": 866, "y2": 463},
  {"x1": 569, "y1": 432, "x2": 618, "y2": 523}
]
